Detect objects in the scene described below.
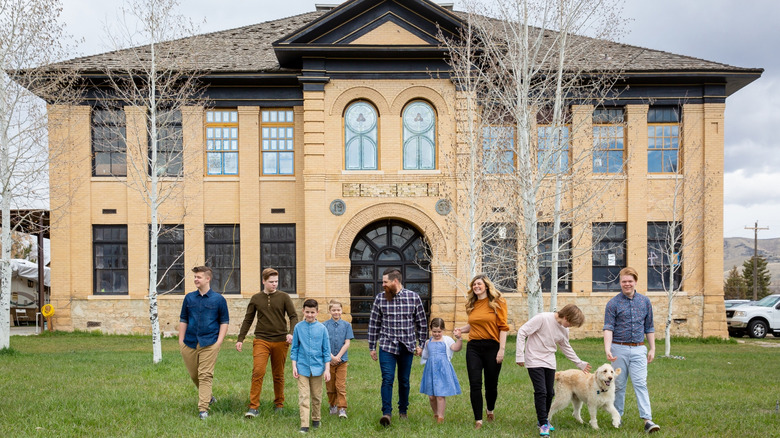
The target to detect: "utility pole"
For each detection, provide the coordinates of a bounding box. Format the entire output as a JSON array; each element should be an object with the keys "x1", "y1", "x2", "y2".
[{"x1": 745, "y1": 221, "x2": 769, "y2": 301}]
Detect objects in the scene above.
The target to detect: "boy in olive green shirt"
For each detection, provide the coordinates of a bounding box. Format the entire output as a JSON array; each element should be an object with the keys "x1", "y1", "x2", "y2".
[{"x1": 236, "y1": 268, "x2": 299, "y2": 416}]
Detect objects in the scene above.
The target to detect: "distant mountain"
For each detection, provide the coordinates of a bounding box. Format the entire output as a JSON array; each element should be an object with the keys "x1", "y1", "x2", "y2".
[{"x1": 723, "y1": 237, "x2": 780, "y2": 288}]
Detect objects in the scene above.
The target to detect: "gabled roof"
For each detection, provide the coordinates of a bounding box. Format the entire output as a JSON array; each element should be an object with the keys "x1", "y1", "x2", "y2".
[
  {"x1": 273, "y1": 0, "x2": 462, "y2": 67},
  {"x1": 54, "y1": 11, "x2": 326, "y2": 73},
  {"x1": 50, "y1": 0, "x2": 761, "y2": 95}
]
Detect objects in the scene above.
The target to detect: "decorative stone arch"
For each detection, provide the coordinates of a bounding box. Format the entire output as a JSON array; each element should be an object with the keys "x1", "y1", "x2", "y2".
[
  {"x1": 329, "y1": 86, "x2": 391, "y2": 117},
  {"x1": 333, "y1": 201, "x2": 447, "y2": 260},
  {"x1": 390, "y1": 86, "x2": 451, "y2": 117}
]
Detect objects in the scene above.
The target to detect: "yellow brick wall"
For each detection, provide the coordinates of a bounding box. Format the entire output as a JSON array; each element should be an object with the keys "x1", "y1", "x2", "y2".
[{"x1": 45, "y1": 83, "x2": 726, "y2": 339}]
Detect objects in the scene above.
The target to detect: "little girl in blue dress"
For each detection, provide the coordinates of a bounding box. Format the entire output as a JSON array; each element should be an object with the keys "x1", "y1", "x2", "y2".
[{"x1": 420, "y1": 317, "x2": 463, "y2": 423}]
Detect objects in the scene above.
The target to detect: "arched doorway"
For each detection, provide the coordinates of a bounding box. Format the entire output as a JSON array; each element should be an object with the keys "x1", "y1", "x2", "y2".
[{"x1": 349, "y1": 219, "x2": 431, "y2": 338}]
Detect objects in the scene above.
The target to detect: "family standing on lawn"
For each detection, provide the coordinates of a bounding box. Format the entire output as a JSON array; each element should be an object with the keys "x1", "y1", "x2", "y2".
[{"x1": 178, "y1": 266, "x2": 660, "y2": 435}]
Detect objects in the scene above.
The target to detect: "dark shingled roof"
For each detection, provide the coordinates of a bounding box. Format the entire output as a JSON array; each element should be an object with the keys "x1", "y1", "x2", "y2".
[
  {"x1": 55, "y1": 7, "x2": 760, "y2": 75},
  {"x1": 56, "y1": 11, "x2": 326, "y2": 73}
]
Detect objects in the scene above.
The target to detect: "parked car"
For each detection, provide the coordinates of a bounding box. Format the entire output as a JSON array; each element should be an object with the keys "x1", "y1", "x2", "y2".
[
  {"x1": 726, "y1": 294, "x2": 780, "y2": 338},
  {"x1": 724, "y1": 299, "x2": 751, "y2": 308}
]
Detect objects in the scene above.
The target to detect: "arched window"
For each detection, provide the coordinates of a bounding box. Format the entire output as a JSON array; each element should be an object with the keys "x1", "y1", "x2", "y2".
[
  {"x1": 344, "y1": 101, "x2": 378, "y2": 170},
  {"x1": 402, "y1": 101, "x2": 436, "y2": 170}
]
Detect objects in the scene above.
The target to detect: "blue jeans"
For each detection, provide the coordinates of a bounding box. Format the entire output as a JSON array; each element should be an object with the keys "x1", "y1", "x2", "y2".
[
  {"x1": 378, "y1": 348, "x2": 414, "y2": 416},
  {"x1": 611, "y1": 343, "x2": 652, "y2": 420}
]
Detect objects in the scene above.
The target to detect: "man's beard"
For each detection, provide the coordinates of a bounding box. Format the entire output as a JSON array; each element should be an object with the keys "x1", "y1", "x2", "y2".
[{"x1": 384, "y1": 284, "x2": 399, "y2": 301}]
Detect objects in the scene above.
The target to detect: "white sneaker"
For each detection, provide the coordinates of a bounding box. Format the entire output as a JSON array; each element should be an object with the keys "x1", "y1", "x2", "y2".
[
  {"x1": 338, "y1": 408, "x2": 347, "y2": 418},
  {"x1": 329, "y1": 406, "x2": 338, "y2": 415}
]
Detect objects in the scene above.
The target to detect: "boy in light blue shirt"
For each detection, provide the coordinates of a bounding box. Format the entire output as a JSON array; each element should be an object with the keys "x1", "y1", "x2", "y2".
[
  {"x1": 291, "y1": 299, "x2": 331, "y2": 433},
  {"x1": 323, "y1": 300, "x2": 354, "y2": 418}
]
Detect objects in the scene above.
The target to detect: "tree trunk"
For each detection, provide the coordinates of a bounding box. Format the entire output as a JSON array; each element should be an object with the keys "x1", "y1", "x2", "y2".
[{"x1": 1, "y1": 112, "x2": 11, "y2": 349}]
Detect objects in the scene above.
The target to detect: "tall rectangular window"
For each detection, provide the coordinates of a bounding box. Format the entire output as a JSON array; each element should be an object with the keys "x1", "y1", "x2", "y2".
[
  {"x1": 150, "y1": 110, "x2": 183, "y2": 177},
  {"x1": 92, "y1": 109, "x2": 127, "y2": 176},
  {"x1": 538, "y1": 222, "x2": 572, "y2": 292},
  {"x1": 93, "y1": 225, "x2": 128, "y2": 294},
  {"x1": 153, "y1": 224, "x2": 185, "y2": 294},
  {"x1": 647, "y1": 222, "x2": 682, "y2": 291},
  {"x1": 592, "y1": 222, "x2": 626, "y2": 291},
  {"x1": 483, "y1": 126, "x2": 515, "y2": 174},
  {"x1": 205, "y1": 225, "x2": 240, "y2": 294},
  {"x1": 537, "y1": 126, "x2": 570, "y2": 174},
  {"x1": 593, "y1": 108, "x2": 625, "y2": 173},
  {"x1": 481, "y1": 222, "x2": 517, "y2": 293},
  {"x1": 260, "y1": 224, "x2": 297, "y2": 294},
  {"x1": 647, "y1": 107, "x2": 680, "y2": 173},
  {"x1": 262, "y1": 110, "x2": 295, "y2": 175},
  {"x1": 205, "y1": 110, "x2": 239, "y2": 175}
]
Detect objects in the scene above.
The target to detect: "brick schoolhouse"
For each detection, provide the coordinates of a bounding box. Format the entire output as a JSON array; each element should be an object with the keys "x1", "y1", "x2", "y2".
[{"x1": 42, "y1": 0, "x2": 762, "y2": 338}]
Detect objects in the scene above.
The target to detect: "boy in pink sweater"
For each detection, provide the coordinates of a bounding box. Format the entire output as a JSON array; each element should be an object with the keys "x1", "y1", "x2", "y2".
[{"x1": 516, "y1": 304, "x2": 591, "y2": 437}]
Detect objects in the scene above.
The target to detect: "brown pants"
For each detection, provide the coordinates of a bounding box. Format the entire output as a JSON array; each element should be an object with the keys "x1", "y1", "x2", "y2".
[
  {"x1": 297, "y1": 374, "x2": 323, "y2": 428},
  {"x1": 326, "y1": 361, "x2": 349, "y2": 409},
  {"x1": 250, "y1": 339, "x2": 289, "y2": 409},
  {"x1": 180, "y1": 342, "x2": 220, "y2": 412}
]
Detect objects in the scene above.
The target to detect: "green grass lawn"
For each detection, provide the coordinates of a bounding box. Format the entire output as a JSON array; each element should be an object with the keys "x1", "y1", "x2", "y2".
[{"x1": 1, "y1": 332, "x2": 778, "y2": 437}]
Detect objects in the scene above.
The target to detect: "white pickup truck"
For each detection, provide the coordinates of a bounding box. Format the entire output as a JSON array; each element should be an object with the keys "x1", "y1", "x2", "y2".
[{"x1": 726, "y1": 294, "x2": 780, "y2": 338}]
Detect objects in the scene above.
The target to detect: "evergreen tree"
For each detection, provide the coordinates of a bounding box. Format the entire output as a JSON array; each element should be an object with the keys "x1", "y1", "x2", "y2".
[
  {"x1": 724, "y1": 265, "x2": 748, "y2": 299},
  {"x1": 742, "y1": 256, "x2": 771, "y2": 300}
]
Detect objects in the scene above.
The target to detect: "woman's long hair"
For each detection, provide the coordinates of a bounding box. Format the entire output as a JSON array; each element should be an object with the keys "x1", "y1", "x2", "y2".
[{"x1": 465, "y1": 274, "x2": 503, "y2": 315}]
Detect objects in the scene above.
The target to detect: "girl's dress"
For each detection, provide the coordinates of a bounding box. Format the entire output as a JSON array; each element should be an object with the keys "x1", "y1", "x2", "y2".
[{"x1": 419, "y1": 336, "x2": 462, "y2": 397}]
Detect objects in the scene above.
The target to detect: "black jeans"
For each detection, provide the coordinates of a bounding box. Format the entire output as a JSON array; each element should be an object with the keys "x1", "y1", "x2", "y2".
[
  {"x1": 466, "y1": 339, "x2": 502, "y2": 421},
  {"x1": 527, "y1": 367, "x2": 556, "y2": 425}
]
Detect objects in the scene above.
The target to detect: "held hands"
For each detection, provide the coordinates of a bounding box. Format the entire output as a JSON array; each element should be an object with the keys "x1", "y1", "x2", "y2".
[
  {"x1": 453, "y1": 328, "x2": 462, "y2": 339},
  {"x1": 415, "y1": 346, "x2": 423, "y2": 357}
]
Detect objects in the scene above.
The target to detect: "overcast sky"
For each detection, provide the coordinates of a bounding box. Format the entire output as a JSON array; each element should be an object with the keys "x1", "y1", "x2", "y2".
[{"x1": 59, "y1": 0, "x2": 780, "y2": 238}]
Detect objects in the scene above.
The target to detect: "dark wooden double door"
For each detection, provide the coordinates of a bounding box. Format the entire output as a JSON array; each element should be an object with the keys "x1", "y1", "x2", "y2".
[{"x1": 349, "y1": 220, "x2": 431, "y2": 338}]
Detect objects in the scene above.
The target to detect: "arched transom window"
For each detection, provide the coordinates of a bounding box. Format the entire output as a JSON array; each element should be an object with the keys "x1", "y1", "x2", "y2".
[
  {"x1": 345, "y1": 101, "x2": 378, "y2": 170},
  {"x1": 402, "y1": 101, "x2": 436, "y2": 170}
]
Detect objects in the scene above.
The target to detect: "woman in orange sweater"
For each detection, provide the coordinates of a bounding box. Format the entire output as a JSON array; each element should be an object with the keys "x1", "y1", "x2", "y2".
[{"x1": 454, "y1": 274, "x2": 510, "y2": 429}]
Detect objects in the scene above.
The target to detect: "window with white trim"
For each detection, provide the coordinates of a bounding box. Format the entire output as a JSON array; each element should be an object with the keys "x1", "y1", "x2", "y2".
[
  {"x1": 402, "y1": 101, "x2": 436, "y2": 170},
  {"x1": 344, "y1": 101, "x2": 378, "y2": 170}
]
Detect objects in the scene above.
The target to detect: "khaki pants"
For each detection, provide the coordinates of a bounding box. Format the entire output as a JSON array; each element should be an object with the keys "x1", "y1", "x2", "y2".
[
  {"x1": 250, "y1": 339, "x2": 289, "y2": 409},
  {"x1": 180, "y1": 342, "x2": 220, "y2": 412},
  {"x1": 326, "y1": 361, "x2": 349, "y2": 409},
  {"x1": 297, "y1": 374, "x2": 323, "y2": 428}
]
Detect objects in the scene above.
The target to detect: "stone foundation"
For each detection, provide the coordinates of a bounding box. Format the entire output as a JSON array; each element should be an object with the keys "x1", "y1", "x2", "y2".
[{"x1": 52, "y1": 291, "x2": 726, "y2": 340}]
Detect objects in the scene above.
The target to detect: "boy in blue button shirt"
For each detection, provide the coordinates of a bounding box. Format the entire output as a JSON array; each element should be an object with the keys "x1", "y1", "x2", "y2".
[
  {"x1": 179, "y1": 266, "x2": 229, "y2": 419},
  {"x1": 291, "y1": 299, "x2": 331, "y2": 433}
]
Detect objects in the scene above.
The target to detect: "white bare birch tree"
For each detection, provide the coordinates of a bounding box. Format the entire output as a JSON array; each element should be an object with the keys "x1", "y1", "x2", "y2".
[
  {"x1": 433, "y1": 15, "x2": 519, "y2": 297},
  {"x1": 447, "y1": 0, "x2": 628, "y2": 318},
  {"x1": 0, "y1": 0, "x2": 77, "y2": 349},
  {"x1": 98, "y1": 0, "x2": 207, "y2": 363}
]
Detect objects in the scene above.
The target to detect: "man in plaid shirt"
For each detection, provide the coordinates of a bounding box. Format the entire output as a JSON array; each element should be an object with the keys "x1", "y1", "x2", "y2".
[{"x1": 368, "y1": 267, "x2": 428, "y2": 427}]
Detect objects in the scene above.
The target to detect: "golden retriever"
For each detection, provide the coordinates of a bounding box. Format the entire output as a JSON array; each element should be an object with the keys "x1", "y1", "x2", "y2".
[{"x1": 548, "y1": 363, "x2": 622, "y2": 429}]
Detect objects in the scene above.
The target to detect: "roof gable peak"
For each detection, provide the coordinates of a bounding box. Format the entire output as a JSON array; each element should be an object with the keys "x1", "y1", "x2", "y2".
[{"x1": 275, "y1": 0, "x2": 462, "y2": 46}]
